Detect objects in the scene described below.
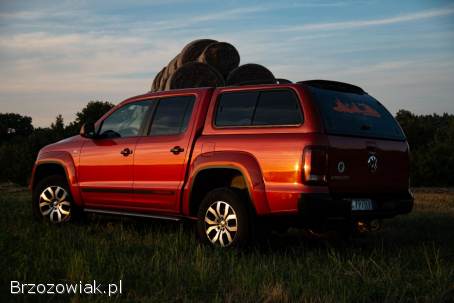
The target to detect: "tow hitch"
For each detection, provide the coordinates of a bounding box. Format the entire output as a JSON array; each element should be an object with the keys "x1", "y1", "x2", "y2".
[{"x1": 356, "y1": 220, "x2": 382, "y2": 233}]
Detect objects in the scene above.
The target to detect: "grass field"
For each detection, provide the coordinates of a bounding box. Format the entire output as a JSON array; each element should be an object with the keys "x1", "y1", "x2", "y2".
[{"x1": 1, "y1": 183, "x2": 453, "y2": 302}]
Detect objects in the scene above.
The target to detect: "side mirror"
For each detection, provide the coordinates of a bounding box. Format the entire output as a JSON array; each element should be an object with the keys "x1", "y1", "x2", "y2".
[{"x1": 80, "y1": 122, "x2": 96, "y2": 138}]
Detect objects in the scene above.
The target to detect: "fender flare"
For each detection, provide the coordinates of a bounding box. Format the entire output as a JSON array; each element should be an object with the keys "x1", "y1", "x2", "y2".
[
  {"x1": 32, "y1": 151, "x2": 83, "y2": 207},
  {"x1": 182, "y1": 151, "x2": 270, "y2": 216}
]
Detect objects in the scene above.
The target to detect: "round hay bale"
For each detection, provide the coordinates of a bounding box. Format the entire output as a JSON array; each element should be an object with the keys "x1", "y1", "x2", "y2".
[
  {"x1": 199, "y1": 42, "x2": 240, "y2": 79},
  {"x1": 159, "y1": 68, "x2": 169, "y2": 91},
  {"x1": 168, "y1": 62, "x2": 224, "y2": 90},
  {"x1": 162, "y1": 54, "x2": 180, "y2": 86},
  {"x1": 151, "y1": 67, "x2": 165, "y2": 91},
  {"x1": 163, "y1": 56, "x2": 177, "y2": 80},
  {"x1": 226, "y1": 63, "x2": 276, "y2": 86},
  {"x1": 164, "y1": 74, "x2": 172, "y2": 91},
  {"x1": 177, "y1": 39, "x2": 217, "y2": 67},
  {"x1": 166, "y1": 54, "x2": 180, "y2": 75}
]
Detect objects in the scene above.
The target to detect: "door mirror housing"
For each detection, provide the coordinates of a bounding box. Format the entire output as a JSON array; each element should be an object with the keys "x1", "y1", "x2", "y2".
[{"x1": 80, "y1": 122, "x2": 97, "y2": 138}]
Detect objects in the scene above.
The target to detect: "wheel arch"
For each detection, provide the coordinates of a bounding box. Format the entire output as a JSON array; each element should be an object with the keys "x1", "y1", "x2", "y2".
[
  {"x1": 183, "y1": 151, "x2": 270, "y2": 217},
  {"x1": 31, "y1": 151, "x2": 82, "y2": 207},
  {"x1": 32, "y1": 163, "x2": 68, "y2": 188}
]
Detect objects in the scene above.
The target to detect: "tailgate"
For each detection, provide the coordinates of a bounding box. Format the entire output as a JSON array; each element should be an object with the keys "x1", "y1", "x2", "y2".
[{"x1": 327, "y1": 135, "x2": 409, "y2": 194}]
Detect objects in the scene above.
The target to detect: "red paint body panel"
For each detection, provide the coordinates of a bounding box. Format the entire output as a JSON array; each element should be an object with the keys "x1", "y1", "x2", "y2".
[{"x1": 30, "y1": 83, "x2": 412, "y2": 220}]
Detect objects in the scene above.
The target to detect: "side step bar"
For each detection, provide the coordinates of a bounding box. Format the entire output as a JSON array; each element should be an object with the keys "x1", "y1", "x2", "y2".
[{"x1": 83, "y1": 208, "x2": 191, "y2": 222}]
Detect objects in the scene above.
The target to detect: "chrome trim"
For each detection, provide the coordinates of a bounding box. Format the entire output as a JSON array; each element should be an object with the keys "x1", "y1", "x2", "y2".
[{"x1": 368, "y1": 154, "x2": 378, "y2": 173}]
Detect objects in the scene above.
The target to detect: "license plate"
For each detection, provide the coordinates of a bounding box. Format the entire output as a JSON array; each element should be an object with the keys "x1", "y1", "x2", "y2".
[{"x1": 351, "y1": 199, "x2": 374, "y2": 211}]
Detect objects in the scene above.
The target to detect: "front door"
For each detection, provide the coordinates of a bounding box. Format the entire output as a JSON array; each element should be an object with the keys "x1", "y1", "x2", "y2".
[
  {"x1": 133, "y1": 95, "x2": 196, "y2": 213},
  {"x1": 78, "y1": 100, "x2": 152, "y2": 208}
]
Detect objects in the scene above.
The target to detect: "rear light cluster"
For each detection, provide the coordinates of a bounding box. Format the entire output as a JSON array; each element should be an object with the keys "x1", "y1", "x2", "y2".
[{"x1": 303, "y1": 146, "x2": 328, "y2": 185}]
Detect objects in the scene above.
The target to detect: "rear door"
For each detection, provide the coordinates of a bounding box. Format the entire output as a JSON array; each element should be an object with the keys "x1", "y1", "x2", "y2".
[
  {"x1": 132, "y1": 95, "x2": 196, "y2": 213},
  {"x1": 308, "y1": 86, "x2": 409, "y2": 194}
]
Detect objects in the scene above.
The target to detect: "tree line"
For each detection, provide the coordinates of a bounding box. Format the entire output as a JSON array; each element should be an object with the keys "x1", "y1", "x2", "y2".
[
  {"x1": 0, "y1": 104, "x2": 453, "y2": 187},
  {"x1": 395, "y1": 110, "x2": 454, "y2": 187}
]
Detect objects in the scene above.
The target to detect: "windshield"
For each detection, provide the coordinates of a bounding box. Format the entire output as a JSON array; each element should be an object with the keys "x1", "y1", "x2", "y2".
[{"x1": 308, "y1": 87, "x2": 405, "y2": 141}]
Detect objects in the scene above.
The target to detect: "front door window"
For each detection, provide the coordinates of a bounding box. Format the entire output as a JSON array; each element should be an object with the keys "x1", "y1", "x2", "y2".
[{"x1": 99, "y1": 101, "x2": 152, "y2": 138}]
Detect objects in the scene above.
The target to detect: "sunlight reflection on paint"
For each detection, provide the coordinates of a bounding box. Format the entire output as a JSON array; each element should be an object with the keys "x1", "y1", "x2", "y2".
[{"x1": 293, "y1": 162, "x2": 300, "y2": 184}]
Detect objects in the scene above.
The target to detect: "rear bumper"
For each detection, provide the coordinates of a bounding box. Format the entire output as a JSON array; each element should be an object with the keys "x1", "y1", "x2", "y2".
[{"x1": 298, "y1": 191, "x2": 414, "y2": 220}]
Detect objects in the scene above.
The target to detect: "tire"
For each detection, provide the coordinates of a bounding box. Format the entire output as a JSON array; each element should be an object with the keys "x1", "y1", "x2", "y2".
[
  {"x1": 32, "y1": 175, "x2": 78, "y2": 224},
  {"x1": 196, "y1": 188, "x2": 251, "y2": 248}
]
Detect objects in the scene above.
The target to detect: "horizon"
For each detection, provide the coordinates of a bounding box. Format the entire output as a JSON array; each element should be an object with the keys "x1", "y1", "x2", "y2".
[{"x1": 1, "y1": 0, "x2": 454, "y2": 127}]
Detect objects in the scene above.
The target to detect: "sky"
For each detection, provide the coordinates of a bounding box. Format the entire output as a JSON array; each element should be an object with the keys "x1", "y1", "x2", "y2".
[{"x1": 0, "y1": 0, "x2": 453, "y2": 127}]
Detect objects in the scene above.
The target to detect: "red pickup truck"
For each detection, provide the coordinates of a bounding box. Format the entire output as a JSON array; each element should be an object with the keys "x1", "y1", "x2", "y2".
[{"x1": 30, "y1": 80, "x2": 413, "y2": 247}]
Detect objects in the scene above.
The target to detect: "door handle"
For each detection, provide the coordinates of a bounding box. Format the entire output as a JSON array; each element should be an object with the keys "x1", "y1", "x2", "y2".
[
  {"x1": 120, "y1": 147, "x2": 133, "y2": 156},
  {"x1": 170, "y1": 146, "x2": 184, "y2": 155}
]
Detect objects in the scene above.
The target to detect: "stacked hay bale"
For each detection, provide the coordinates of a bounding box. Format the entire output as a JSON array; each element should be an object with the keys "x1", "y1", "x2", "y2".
[{"x1": 150, "y1": 39, "x2": 277, "y2": 91}]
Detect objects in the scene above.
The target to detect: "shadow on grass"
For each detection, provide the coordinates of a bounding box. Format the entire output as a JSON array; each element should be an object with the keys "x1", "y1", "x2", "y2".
[
  {"x1": 251, "y1": 212, "x2": 454, "y2": 255},
  {"x1": 81, "y1": 209, "x2": 454, "y2": 258}
]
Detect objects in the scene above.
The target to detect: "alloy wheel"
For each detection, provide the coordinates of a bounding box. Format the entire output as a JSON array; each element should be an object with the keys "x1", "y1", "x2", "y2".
[
  {"x1": 38, "y1": 186, "x2": 71, "y2": 223},
  {"x1": 204, "y1": 201, "x2": 238, "y2": 247}
]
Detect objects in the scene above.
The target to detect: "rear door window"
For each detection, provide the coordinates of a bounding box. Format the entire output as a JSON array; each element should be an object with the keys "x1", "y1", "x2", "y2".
[
  {"x1": 215, "y1": 91, "x2": 258, "y2": 126},
  {"x1": 149, "y1": 96, "x2": 195, "y2": 135},
  {"x1": 308, "y1": 87, "x2": 405, "y2": 140},
  {"x1": 215, "y1": 89, "x2": 302, "y2": 127}
]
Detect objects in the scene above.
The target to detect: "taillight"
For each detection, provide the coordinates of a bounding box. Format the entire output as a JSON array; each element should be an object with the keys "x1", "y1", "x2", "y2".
[{"x1": 303, "y1": 146, "x2": 328, "y2": 185}]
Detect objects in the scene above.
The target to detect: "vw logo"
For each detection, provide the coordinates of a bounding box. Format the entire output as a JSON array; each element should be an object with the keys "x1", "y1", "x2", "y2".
[
  {"x1": 337, "y1": 161, "x2": 345, "y2": 173},
  {"x1": 368, "y1": 155, "x2": 378, "y2": 173}
]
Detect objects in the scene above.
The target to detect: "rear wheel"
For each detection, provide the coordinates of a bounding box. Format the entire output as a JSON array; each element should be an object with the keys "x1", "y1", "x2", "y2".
[
  {"x1": 32, "y1": 175, "x2": 77, "y2": 224},
  {"x1": 196, "y1": 188, "x2": 251, "y2": 247}
]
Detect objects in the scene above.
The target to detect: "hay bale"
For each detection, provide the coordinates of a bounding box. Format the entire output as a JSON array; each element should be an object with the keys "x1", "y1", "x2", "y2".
[
  {"x1": 177, "y1": 39, "x2": 217, "y2": 67},
  {"x1": 226, "y1": 63, "x2": 276, "y2": 86},
  {"x1": 164, "y1": 74, "x2": 172, "y2": 91},
  {"x1": 166, "y1": 54, "x2": 180, "y2": 76},
  {"x1": 167, "y1": 62, "x2": 224, "y2": 90},
  {"x1": 163, "y1": 55, "x2": 180, "y2": 81},
  {"x1": 159, "y1": 68, "x2": 169, "y2": 91},
  {"x1": 199, "y1": 42, "x2": 240, "y2": 79},
  {"x1": 151, "y1": 67, "x2": 165, "y2": 91}
]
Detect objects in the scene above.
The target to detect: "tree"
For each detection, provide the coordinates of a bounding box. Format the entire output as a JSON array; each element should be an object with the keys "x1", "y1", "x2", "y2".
[
  {"x1": 50, "y1": 114, "x2": 65, "y2": 141},
  {"x1": 51, "y1": 114, "x2": 64, "y2": 131},
  {"x1": 0, "y1": 113, "x2": 33, "y2": 142},
  {"x1": 75, "y1": 100, "x2": 114, "y2": 125},
  {"x1": 65, "y1": 101, "x2": 114, "y2": 135},
  {"x1": 396, "y1": 110, "x2": 454, "y2": 186}
]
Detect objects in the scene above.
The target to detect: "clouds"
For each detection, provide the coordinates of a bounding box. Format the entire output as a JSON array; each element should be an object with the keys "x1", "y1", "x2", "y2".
[
  {"x1": 0, "y1": 0, "x2": 453, "y2": 127},
  {"x1": 269, "y1": 6, "x2": 454, "y2": 32}
]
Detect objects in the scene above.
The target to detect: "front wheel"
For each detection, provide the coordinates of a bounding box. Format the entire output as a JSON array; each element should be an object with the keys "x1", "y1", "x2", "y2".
[
  {"x1": 196, "y1": 188, "x2": 251, "y2": 248},
  {"x1": 32, "y1": 175, "x2": 76, "y2": 224}
]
